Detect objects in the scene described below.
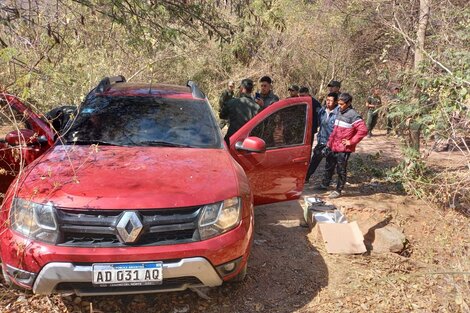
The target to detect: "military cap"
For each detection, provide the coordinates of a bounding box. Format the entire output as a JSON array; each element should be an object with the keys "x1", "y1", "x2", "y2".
[
  {"x1": 327, "y1": 80, "x2": 341, "y2": 88},
  {"x1": 288, "y1": 84, "x2": 300, "y2": 91}
]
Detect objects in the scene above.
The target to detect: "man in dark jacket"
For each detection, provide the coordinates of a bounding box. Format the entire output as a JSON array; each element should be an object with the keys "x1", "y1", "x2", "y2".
[
  {"x1": 218, "y1": 81, "x2": 235, "y2": 129},
  {"x1": 255, "y1": 76, "x2": 279, "y2": 110},
  {"x1": 305, "y1": 92, "x2": 339, "y2": 183},
  {"x1": 220, "y1": 79, "x2": 260, "y2": 144},
  {"x1": 299, "y1": 86, "x2": 322, "y2": 142},
  {"x1": 321, "y1": 93, "x2": 368, "y2": 198}
]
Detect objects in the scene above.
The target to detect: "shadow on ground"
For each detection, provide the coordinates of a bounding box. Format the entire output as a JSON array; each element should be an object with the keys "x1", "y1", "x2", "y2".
[{"x1": 82, "y1": 202, "x2": 328, "y2": 313}]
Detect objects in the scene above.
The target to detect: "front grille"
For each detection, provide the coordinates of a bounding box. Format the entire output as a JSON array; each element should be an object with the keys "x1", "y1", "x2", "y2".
[
  {"x1": 54, "y1": 276, "x2": 203, "y2": 294},
  {"x1": 56, "y1": 207, "x2": 201, "y2": 247}
]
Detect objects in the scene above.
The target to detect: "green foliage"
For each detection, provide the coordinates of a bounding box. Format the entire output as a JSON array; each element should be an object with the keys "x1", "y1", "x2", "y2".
[
  {"x1": 0, "y1": 47, "x2": 17, "y2": 63},
  {"x1": 387, "y1": 46, "x2": 470, "y2": 207}
]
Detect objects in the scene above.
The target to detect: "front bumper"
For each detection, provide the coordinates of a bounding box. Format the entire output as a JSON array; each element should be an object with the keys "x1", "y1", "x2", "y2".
[
  {"x1": 7, "y1": 257, "x2": 223, "y2": 296},
  {"x1": 1, "y1": 216, "x2": 253, "y2": 295}
]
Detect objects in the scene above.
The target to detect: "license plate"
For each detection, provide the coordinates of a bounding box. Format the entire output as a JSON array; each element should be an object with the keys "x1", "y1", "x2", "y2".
[{"x1": 92, "y1": 262, "x2": 163, "y2": 286}]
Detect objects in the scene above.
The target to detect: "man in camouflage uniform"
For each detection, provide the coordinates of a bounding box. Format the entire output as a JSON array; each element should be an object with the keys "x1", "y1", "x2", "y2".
[
  {"x1": 287, "y1": 84, "x2": 300, "y2": 98},
  {"x1": 321, "y1": 80, "x2": 341, "y2": 108},
  {"x1": 218, "y1": 81, "x2": 235, "y2": 129},
  {"x1": 365, "y1": 88, "x2": 382, "y2": 138},
  {"x1": 386, "y1": 86, "x2": 400, "y2": 135},
  {"x1": 220, "y1": 79, "x2": 260, "y2": 144}
]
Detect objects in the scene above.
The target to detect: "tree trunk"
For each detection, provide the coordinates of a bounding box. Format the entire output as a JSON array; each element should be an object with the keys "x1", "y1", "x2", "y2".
[
  {"x1": 408, "y1": 0, "x2": 431, "y2": 153},
  {"x1": 414, "y1": 0, "x2": 430, "y2": 69}
]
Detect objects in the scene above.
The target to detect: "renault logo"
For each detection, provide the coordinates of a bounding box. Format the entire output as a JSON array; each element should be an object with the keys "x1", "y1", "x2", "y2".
[{"x1": 116, "y1": 211, "x2": 143, "y2": 243}]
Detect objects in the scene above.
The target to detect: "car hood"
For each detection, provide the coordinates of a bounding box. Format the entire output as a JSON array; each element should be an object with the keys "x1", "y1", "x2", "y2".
[{"x1": 17, "y1": 145, "x2": 240, "y2": 209}]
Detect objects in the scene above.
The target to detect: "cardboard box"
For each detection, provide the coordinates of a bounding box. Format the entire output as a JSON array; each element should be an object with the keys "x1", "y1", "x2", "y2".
[{"x1": 319, "y1": 221, "x2": 367, "y2": 254}]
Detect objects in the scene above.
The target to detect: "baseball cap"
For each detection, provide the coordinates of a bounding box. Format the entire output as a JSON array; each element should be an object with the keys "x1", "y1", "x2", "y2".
[
  {"x1": 327, "y1": 80, "x2": 341, "y2": 88},
  {"x1": 288, "y1": 84, "x2": 300, "y2": 91},
  {"x1": 299, "y1": 86, "x2": 309, "y2": 93}
]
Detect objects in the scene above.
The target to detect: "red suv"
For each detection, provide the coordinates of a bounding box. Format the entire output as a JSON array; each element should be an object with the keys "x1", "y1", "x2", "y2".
[{"x1": 0, "y1": 77, "x2": 313, "y2": 296}]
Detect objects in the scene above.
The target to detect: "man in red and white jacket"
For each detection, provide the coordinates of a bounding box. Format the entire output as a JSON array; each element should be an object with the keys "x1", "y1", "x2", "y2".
[{"x1": 320, "y1": 93, "x2": 368, "y2": 198}]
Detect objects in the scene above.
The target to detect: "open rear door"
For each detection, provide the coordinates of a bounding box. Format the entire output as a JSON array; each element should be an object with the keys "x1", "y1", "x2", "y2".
[
  {"x1": 0, "y1": 94, "x2": 54, "y2": 195},
  {"x1": 229, "y1": 97, "x2": 313, "y2": 205}
]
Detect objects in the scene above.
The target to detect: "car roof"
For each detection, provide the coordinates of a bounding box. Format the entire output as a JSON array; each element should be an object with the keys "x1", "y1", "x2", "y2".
[{"x1": 101, "y1": 82, "x2": 199, "y2": 100}]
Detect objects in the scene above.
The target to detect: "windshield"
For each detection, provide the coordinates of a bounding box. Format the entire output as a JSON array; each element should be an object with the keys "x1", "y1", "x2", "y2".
[{"x1": 62, "y1": 96, "x2": 222, "y2": 148}]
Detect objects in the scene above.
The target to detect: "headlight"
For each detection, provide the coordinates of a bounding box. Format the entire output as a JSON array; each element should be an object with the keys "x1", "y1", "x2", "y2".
[
  {"x1": 10, "y1": 198, "x2": 59, "y2": 244},
  {"x1": 198, "y1": 197, "x2": 241, "y2": 240}
]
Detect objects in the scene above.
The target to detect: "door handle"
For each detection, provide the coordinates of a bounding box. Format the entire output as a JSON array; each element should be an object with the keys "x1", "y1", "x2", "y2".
[{"x1": 292, "y1": 157, "x2": 308, "y2": 163}]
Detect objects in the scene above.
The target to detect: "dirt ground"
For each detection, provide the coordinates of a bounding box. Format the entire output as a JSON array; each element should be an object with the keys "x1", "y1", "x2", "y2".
[{"x1": 1, "y1": 130, "x2": 469, "y2": 313}]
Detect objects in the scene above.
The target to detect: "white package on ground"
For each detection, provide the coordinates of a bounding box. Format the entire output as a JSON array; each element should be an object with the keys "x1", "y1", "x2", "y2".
[{"x1": 314, "y1": 210, "x2": 348, "y2": 224}]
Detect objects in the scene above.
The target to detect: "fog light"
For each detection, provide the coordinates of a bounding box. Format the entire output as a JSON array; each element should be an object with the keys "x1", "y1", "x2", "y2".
[
  {"x1": 223, "y1": 262, "x2": 236, "y2": 272},
  {"x1": 215, "y1": 257, "x2": 243, "y2": 277},
  {"x1": 5, "y1": 264, "x2": 36, "y2": 288}
]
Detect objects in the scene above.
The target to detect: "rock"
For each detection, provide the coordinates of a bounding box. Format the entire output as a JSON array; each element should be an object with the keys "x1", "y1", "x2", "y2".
[{"x1": 368, "y1": 225, "x2": 406, "y2": 253}]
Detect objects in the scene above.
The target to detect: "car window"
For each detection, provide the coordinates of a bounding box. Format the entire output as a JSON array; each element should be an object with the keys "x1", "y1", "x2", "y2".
[
  {"x1": 0, "y1": 100, "x2": 30, "y2": 141},
  {"x1": 250, "y1": 104, "x2": 307, "y2": 149},
  {"x1": 62, "y1": 96, "x2": 222, "y2": 148}
]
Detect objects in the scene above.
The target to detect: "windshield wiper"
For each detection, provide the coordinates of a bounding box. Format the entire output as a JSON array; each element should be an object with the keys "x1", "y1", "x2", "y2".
[
  {"x1": 138, "y1": 140, "x2": 194, "y2": 148},
  {"x1": 62, "y1": 139, "x2": 122, "y2": 146}
]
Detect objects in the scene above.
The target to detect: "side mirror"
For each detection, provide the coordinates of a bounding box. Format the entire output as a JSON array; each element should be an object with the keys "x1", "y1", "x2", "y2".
[
  {"x1": 235, "y1": 136, "x2": 266, "y2": 153},
  {"x1": 5, "y1": 129, "x2": 39, "y2": 146}
]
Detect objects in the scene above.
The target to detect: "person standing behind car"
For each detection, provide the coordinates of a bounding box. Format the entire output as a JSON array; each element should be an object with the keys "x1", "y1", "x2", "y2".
[
  {"x1": 321, "y1": 80, "x2": 341, "y2": 108},
  {"x1": 386, "y1": 86, "x2": 400, "y2": 135},
  {"x1": 218, "y1": 81, "x2": 235, "y2": 129},
  {"x1": 320, "y1": 93, "x2": 368, "y2": 198},
  {"x1": 255, "y1": 76, "x2": 280, "y2": 110},
  {"x1": 321, "y1": 80, "x2": 341, "y2": 107},
  {"x1": 287, "y1": 85, "x2": 300, "y2": 98},
  {"x1": 305, "y1": 92, "x2": 339, "y2": 183},
  {"x1": 365, "y1": 87, "x2": 382, "y2": 137},
  {"x1": 299, "y1": 86, "x2": 322, "y2": 143},
  {"x1": 327, "y1": 80, "x2": 341, "y2": 94},
  {"x1": 220, "y1": 79, "x2": 260, "y2": 144}
]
